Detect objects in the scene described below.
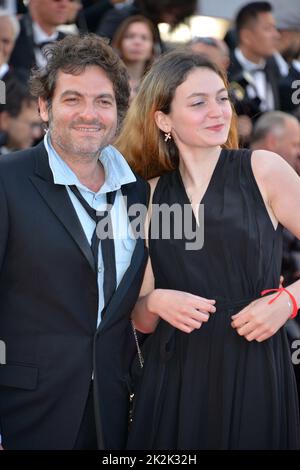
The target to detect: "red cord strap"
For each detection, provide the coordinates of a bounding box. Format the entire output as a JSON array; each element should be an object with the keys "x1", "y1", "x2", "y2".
[{"x1": 261, "y1": 287, "x2": 299, "y2": 319}]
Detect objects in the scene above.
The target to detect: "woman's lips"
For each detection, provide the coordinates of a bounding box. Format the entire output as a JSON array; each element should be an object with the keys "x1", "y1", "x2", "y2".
[{"x1": 206, "y1": 124, "x2": 224, "y2": 131}]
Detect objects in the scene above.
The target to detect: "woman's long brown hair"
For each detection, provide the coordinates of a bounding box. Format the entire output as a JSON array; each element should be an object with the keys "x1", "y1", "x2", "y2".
[{"x1": 115, "y1": 50, "x2": 239, "y2": 179}]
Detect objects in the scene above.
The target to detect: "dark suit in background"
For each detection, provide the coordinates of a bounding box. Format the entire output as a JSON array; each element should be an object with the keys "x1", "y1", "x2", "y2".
[
  {"x1": 9, "y1": 14, "x2": 65, "y2": 83},
  {"x1": 228, "y1": 52, "x2": 282, "y2": 120}
]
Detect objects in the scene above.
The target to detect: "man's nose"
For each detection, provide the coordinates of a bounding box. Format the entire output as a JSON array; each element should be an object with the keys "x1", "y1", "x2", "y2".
[{"x1": 79, "y1": 102, "x2": 99, "y2": 120}]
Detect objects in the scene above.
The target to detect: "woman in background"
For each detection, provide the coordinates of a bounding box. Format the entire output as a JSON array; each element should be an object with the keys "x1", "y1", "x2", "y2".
[{"x1": 112, "y1": 15, "x2": 156, "y2": 102}]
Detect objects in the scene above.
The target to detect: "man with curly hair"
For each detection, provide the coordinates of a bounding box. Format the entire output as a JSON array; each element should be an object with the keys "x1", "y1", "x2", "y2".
[{"x1": 0, "y1": 33, "x2": 148, "y2": 450}]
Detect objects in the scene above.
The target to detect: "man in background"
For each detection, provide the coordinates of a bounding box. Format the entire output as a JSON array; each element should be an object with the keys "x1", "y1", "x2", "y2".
[
  {"x1": 0, "y1": 78, "x2": 42, "y2": 154},
  {"x1": 0, "y1": 10, "x2": 20, "y2": 82},
  {"x1": 228, "y1": 2, "x2": 281, "y2": 121},
  {"x1": 9, "y1": 0, "x2": 69, "y2": 81}
]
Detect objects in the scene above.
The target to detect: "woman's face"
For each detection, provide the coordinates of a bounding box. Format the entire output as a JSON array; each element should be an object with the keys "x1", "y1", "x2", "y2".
[
  {"x1": 120, "y1": 21, "x2": 154, "y2": 63},
  {"x1": 163, "y1": 67, "x2": 232, "y2": 150}
]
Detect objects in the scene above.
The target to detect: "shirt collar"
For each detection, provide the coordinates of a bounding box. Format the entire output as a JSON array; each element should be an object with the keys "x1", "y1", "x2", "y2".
[
  {"x1": 44, "y1": 132, "x2": 136, "y2": 195},
  {"x1": 0, "y1": 146, "x2": 9, "y2": 155},
  {"x1": 32, "y1": 21, "x2": 58, "y2": 45},
  {"x1": 0, "y1": 64, "x2": 9, "y2": 80},
  {"x1": 292, "y1": 59, "x2": 300, "y2": 73},
  {"x1": 235, "y1": 48, "x2": 266, "y2": 72},
  {"x1": 273, "y1": 51, "x2": 289, "y2": 77}
]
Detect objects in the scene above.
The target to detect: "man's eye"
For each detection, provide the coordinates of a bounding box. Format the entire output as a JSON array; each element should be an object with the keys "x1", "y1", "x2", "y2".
[{"x1": 98, "y1": 99, "x2": 112, "y2": 106}]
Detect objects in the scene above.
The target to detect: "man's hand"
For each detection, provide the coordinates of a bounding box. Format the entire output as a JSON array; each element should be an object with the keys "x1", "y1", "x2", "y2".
[{"x1": 0, "y1": 444, "x2": 3, "y2": 450}]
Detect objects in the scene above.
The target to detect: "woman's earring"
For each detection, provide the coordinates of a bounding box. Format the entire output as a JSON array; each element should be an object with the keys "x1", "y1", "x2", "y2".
[{"x1": 164, "y1": 132, "x2": 171, "y2": 142}]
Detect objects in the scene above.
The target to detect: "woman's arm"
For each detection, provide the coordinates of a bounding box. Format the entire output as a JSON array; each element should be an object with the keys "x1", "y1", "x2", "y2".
[
  {"x1": 232, "y1": 150, "x2": 300, "y2": 341},
  {"x1": 131, "y1": 256, "x2": 157, "y2": 333},
  {"x1": 132, "y1": 257, "x2": 216, "y2": 334},
  {"x1": 252, "y1": 149, "x2": 300, "y2": 237},
  {"x1": 132, "y1": 177, "x2": 216, "y2": 334}
]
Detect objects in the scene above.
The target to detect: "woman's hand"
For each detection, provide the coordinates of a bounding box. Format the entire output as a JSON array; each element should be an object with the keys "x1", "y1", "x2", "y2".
[
  {"x1": 147, "y1": 289, "x2": 216, "y2": 333},
  {"x1": 279, "y1": 275, "x2": 284, "y2": 287},
  {"x1": 231, "y1": 291, "x2": 291, "y2": 342}
]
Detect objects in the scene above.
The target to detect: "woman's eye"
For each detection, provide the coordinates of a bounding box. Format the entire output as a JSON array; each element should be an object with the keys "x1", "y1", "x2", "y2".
[{"x1": 192, "y1": 101, "x2": 205, "y2": 107}]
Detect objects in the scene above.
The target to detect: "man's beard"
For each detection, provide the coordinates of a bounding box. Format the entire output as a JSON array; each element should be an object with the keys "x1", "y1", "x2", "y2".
[{"x1": 48, "y1": 118, "x2": 109, "y2": 160}]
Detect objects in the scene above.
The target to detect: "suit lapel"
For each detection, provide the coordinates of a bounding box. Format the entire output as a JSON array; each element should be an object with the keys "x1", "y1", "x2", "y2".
[
  {"x1": 98, "y1": 238, "x2": 146, "y2": 333},
  {"x1": 98, "y1": 182, "x2": 147, "y2": 332},
  {"x1": 29, "y1": 142, "x2": 95, "y2": 273},
  {"x1": 265, "y1": 59, "x2": 280, "y2": 109},
  {"x1": 22, "y1": 14, "x2": 37, "y2": 68}
]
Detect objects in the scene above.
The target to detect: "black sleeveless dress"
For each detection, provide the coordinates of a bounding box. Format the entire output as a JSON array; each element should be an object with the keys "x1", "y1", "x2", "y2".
[{"x1": 127, "y1": 149, "x2": 300, "y2": 450}]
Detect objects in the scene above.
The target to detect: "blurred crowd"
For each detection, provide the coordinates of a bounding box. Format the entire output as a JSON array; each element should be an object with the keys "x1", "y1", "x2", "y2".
[{"x1": 1, "y1": 2, "x2": 299, "y2": 151}]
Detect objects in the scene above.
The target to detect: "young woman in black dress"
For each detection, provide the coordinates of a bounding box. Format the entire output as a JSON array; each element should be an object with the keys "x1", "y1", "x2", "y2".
[{"x1": 116, "y1": 51, "x2": 300, "y2": 449}]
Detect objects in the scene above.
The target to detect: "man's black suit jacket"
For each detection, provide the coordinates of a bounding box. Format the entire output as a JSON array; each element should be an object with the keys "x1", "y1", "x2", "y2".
[
  {"x1": 9, "y1": 14, "x2": 65, "y2": 83},
  {"x1": 279, "y1": 64, "x2": 300, "y2": 113},
  {"x1": 0, "y1": 142, "x2": 149, "y2": 449},
  {"x1": 227, "y1": 52, "x2": 282, "y2": 117}
]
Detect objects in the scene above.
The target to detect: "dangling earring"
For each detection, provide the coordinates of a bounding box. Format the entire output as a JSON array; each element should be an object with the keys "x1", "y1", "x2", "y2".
[{"x1": 164, "y1": 132, "x2": 171, "y2": 142}]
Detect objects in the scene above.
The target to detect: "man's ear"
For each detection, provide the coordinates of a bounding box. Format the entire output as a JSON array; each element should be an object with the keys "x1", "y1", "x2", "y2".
[
  {"x1": 0, "y1": 111, "x2": 10, "y2": 131},
  {"x1": 154, "y1": 110, "x2": 171, "y2": 134},
  {"x1": 240, "y1": 28, "x2": 253, "y2": 48},
  {"x1": 265, "y1": 132, "x2": 278, "y2": 151},
  {"x1": 38, "y1": 97, "x2": 49, "y2": 123}
]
